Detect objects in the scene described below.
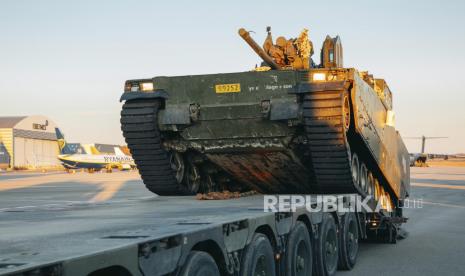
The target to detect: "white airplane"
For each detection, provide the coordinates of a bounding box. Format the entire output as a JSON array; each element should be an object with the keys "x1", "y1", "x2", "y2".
[{"x1": 55, "y1": 128, "x2": 135, "y2": 172}]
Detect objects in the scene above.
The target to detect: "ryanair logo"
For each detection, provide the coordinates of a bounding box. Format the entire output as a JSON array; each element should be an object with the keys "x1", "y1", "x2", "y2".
[{"x1": 103, "y1": 156, "x2": 133, "y2": 163}]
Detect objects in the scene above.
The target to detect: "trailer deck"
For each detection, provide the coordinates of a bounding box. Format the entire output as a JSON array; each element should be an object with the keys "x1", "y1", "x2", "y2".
[
  {"x1": 0, "y1": 171, "x2": 403, "y2": 276},
  {"x1": 0, "y1": 194, "x2": 322, "y2": 275}
]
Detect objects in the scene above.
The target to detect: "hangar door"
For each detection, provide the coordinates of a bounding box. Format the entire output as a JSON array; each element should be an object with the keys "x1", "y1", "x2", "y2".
[
  {"x1": 14, "y1": 137, "x2": 59, "y2": 168},
  {"x1": 0, "y1": 142, "x2": 10, "y2": 169}
]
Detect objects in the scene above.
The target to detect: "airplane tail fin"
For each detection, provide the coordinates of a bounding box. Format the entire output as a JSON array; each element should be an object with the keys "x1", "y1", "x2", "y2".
[
  {"x1": 55, "y1": 128, "x2": 74, "y2": 154},
  {"x1": 114, "y1": 147, "x2": 126, "y2": 156},
  {"x1": 89, "y1": 145, "x2": 101, "y2": 155}
]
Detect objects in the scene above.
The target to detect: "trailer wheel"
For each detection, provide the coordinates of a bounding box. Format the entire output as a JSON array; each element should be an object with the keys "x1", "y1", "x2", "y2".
[
  {"x1": 380, "y1": 224, "x2": 397, "y2": 244},
  {"x1": 180, "y1": 251, "x2": 220, "y2": 276},
  {"x1": 337, "y1": 212, "x2": 359, "y2": 270},
  {"x1": 315, "y1": 214, "x2": 338, "y2": 276},
  {"x1": 285, "y1": 221, "x2": 312, "y2": 276},
  {"x1": 240, "y1": 233, "x2": 276, "y2": 276}
]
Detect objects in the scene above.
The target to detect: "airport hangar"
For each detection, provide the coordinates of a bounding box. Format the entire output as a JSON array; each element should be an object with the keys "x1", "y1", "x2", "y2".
[{"x1": 0, "y1": 115, "x2": 61, "y2": 169}]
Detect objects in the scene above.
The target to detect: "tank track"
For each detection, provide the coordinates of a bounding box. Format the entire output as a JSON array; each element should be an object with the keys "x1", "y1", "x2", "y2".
[
  {"x1": 302, "y1": 91, "x2": 356, "y2": 193},
  {"x1": 121, "y1": 99, "x2": 191, "y2": 195}
]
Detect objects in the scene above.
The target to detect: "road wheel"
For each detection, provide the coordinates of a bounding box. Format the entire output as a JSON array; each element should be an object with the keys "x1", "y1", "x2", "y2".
[
  {"x1": 315, "y1": 214, "x2": 338, "y2": 276},
  {"x1": 240, "y1": 233, "x2": 276, "y2": 276},
  {"x1": 202, "y1": 174, "x2": 217, "y2": 192},
  {"x1": 374, "y1": 179, "x2": 381, "y2": 201},
  {"x1": 185, "y1": 164, "x2": 201, "y2": 194},
  {"x1": 351, "y1": 153, "x2": 360, "y2": 187},
  {"x1": 168, "y1": 151, "x2": 185, "y2": 183},
  {"x1": 342, "y1": 93, "x2": 351, "y2": 132},
  {"x1": 359, "y1": 163, "x2": 367, "y2": 193},
  {"x1": 285, "y1": 221, "x2": 312, "y2": 276},
  {"x1": 367, "y1": 172, "x2": 374, "y2": 197},
  {"x1": 338, "y1": 213, "x2": 359, "y2": 270},
  {"x1": 180, "y1": 251, "x2": 220, "y2": 276}
]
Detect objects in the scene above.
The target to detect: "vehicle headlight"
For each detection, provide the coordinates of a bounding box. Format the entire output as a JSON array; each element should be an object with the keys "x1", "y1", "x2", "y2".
[
  {"x1": 125, "y1": 81, "x2": 154, "y2": 92},
  {"x1": 128, "y1": 84, "x2": 139, "y2": 92},
  {"x1": 140, "y1": 82, "x2": 154, "y2": 92},
  {"x1": 312, "y1": 72, "x2": 326, "y2": 82}
]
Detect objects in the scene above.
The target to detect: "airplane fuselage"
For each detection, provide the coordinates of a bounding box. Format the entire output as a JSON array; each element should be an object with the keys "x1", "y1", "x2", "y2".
[{"x1": 58, "y1": 154, "x2": 135, "y2": 170}]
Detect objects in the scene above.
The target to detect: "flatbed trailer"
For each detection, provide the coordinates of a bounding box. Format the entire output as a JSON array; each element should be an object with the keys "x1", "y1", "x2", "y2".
[{"x1": 0, "y1": 194, "x2": 401, "y2": 276}]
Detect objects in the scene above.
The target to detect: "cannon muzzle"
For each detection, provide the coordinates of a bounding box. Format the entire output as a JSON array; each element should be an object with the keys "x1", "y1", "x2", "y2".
[{"x1": 238, "y1": 28, "x2": 281, "y2": 70}]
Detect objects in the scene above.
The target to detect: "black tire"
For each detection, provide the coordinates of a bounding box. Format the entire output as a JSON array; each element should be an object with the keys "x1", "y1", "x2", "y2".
[
  {"x1": 285, "y1": 221, "x2": 313, "y2": 276},
  {"x1": 338, "y1": 212, "x2": 359, "y2": 270},
  {"x1": 179, "y1": 251, "x2": 220, "y2": 276},
  {"x1": 240, "y1": 233, "x2": 276, "y2": 276},
  {"x1": 314, "y1": 214, "x2": 338, "y2": 276},
  {"x1": 381, "y1": 225, "x2": 397, "y2": 244}
]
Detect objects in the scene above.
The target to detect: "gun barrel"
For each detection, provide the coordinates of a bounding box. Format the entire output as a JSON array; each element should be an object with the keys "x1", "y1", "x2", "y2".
[{"x1": 238, "y1": 28, "x2": 281, "y2": 70}]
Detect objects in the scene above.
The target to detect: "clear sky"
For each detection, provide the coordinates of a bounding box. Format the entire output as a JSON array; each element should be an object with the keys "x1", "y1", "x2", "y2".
[{"x1": 1, "y1": 0, "x2": 464, "y2": 153}]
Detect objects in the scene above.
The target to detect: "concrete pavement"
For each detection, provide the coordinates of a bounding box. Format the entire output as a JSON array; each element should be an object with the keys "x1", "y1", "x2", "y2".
[{"x1": 1, "y1": 167, "x2": 464, "y2": 275}]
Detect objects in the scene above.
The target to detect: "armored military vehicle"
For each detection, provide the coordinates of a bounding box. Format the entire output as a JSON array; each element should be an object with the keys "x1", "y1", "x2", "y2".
[{"x1": 120, "y1": 27, "x2": 410, "y2": 211}]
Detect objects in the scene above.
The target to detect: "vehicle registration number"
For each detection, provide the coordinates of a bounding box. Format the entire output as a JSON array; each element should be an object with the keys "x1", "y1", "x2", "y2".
[{"x1": 215, "y1": 83, "x2": 241, "y2": 93}]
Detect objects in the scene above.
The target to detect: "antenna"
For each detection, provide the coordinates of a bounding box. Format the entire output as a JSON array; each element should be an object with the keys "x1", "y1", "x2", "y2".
[{"x1": 404, "y1": 135, "x2": 448, "y2": 154}]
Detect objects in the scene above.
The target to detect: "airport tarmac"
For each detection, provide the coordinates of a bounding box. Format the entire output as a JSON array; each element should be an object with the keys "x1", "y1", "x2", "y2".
[
  {"x1": 1, "y1": 167, "x2": 465, "y2": 275},
  {"x1": 342, "y1": 166, "x2": 465, "y2": 275}
]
